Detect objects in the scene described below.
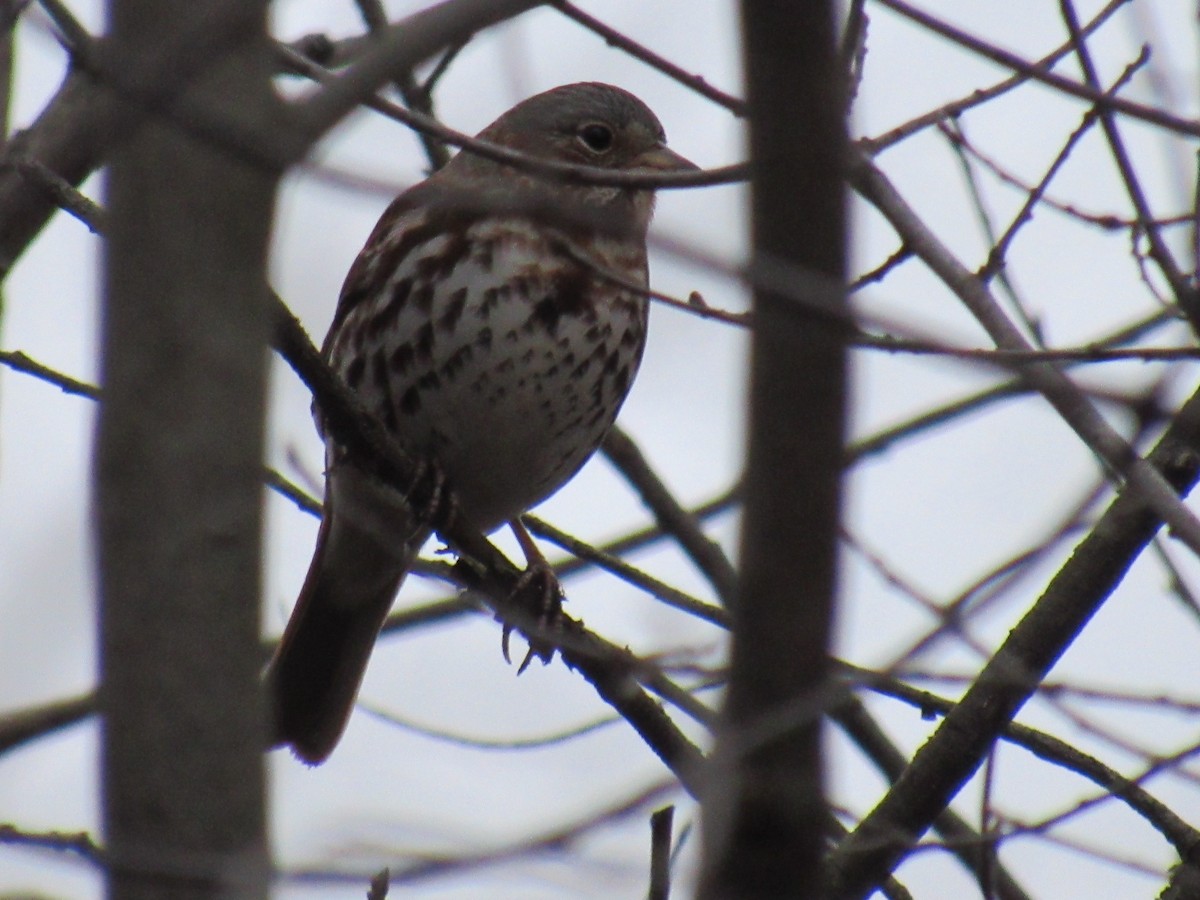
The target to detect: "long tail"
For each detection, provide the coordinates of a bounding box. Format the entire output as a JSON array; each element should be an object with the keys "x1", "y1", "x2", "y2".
[{"x1": 266, "y1": 465, "x2": 427, "y2": 765}]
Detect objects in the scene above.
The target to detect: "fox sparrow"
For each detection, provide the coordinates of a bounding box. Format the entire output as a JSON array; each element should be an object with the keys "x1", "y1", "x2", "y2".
[{"x1": 267, "y1": 82, "x2": 696, "y2": 764}]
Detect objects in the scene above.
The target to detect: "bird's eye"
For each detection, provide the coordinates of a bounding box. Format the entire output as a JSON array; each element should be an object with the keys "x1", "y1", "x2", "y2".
[{"x1": 577, "y1": 123, "x2": 615, "y2": 154}]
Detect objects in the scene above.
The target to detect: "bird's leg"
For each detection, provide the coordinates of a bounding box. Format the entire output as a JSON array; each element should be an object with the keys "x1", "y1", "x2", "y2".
[
  {"x1": 500, "y1": 517, "x2": 563, "y2": 672},
  {"x1": 404, "y1": 456, "x2": 458, "y2": 534}
]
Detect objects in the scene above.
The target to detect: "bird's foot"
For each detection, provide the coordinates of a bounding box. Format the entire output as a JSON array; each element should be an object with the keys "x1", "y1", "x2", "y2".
[{"x1": 501, "y1": 518, "x2": 563, "y2": 673}]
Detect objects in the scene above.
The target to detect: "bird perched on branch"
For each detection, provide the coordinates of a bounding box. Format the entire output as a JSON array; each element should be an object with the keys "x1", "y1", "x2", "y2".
[{"x1": 267, "y1": 82, "x2": 696, "y2": 764}]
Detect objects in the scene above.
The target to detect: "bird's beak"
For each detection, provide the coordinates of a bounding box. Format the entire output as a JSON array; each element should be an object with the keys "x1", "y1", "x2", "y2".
[{"x1": 633, "y1": 143, "x2": 699, "y2": 173}]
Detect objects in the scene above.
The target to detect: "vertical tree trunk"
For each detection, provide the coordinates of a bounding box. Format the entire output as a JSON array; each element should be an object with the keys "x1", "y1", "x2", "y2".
[
  {"x1": 699, "y1": 3, "x2": 847, "y2": 897},
  {"x1": 96, "y1": 2, "x2": 278, "y2": 897}
]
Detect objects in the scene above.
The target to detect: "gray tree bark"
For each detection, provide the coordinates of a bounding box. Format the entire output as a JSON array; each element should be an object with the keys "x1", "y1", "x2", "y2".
[{"x1": 96, "y1": 1, "x2": 279, "y2": 896}]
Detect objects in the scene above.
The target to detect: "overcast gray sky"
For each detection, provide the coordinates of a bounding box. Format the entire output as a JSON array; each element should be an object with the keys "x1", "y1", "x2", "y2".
[{"x1": 2, "y1": 2, "x2": 1199, "y2": 897}]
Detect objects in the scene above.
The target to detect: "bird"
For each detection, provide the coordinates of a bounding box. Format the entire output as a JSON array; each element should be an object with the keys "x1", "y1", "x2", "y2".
[{"x1": 266, "y1": 82, "x2": 696, "y2": 764}]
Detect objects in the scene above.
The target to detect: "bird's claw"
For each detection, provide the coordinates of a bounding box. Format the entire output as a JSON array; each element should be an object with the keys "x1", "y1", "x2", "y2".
[{"x1": 500, "y1": 556, "x2": 563, "y2": 672}]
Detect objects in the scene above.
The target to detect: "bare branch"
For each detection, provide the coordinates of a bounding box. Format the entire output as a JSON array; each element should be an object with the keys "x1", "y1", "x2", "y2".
[
  {"x1": 827, "y1": 385, "x2": 1200, "y2": 897},
  {"x1": 850, "y1": 151, "x2": 1200, "y2": 557}
]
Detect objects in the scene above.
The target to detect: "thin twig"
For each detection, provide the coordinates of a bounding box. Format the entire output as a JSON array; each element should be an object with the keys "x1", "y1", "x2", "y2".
[
  {"x1": 976, "y1": 48, "x2": 1145, "y2": 282},
  {"x1": 286, "y1": 780, "x2": 679, "y2": 888},
  {"x1": 862, "y1": 0, "x2": 1128, "y2": 152},
  {"x1": 0, "y1": 348, "x2": 100, "y2": 397},
  {"x1": 550, "y1": 0, "x2": 746, "y2": 117},
  {"x1": 279, "y1": 43, "x2": 744, "y2": 191},
  {"x1": 1057, "y1": 0, "x2": 1200, "y2": 333},
  {"x1": 601, "y1": 427, "x2": 740, "y2": 607},
  {"x1": 0, "y1": 154, "x2": 104, "y2": 230},
  {"x1": 850, "y1": 150, "x2": 1200, "y2": 557},
  {"x1": 849, "y1": 242, "x2": 910, "y2": 291},
  {"x1": 0, "y1": 823, "x2": 105, "y2": 866},
  {"x1": 940, "y1": 116, "x2": 1042, "y2": 342},
  {"x1": 362, "y1": 703, "x2": 621, "y2": 750},
  {"x1": 352, "y1": 0, "x2": 454, "y2": 171},
  {"x1": 0, "y1": 692, "x2": 94, "y2": 756},
  {"x1": 648, "y1": 806, "x2": 675, "y2": 900},
  {"x1": 874, "y1": 0, "x2": 1200, "y2": 139},
  {"x1": 846, "y1": 309, "x2": 1176, "y2": 463}
]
